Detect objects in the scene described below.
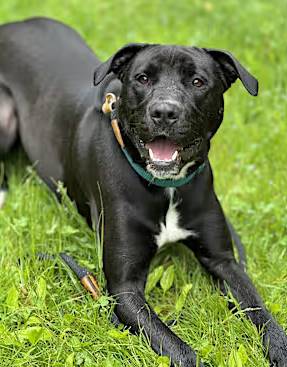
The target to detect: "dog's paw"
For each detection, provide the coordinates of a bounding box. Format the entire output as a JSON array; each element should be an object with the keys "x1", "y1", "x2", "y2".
[
  {"x1": 177, "y1": 357, "x2": 205, "y2": 367},
  {"x1": 263, "y1": 322, "x2": 287, "y2": 367},
  {"x1": 174, "y1": 360, "x2": 204, "y2": 367},
  {"x1": 172, "y1": 350, "x2": 205, "y2": 367}
]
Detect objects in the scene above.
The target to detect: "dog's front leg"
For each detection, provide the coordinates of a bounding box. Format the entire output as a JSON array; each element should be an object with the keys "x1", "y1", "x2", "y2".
[
  {"x1": 104, "y1": 206, "x2": 204, "y2": 367},
  {"x1": 202, "y1": 257, "x2": 287, "y2": 366},
  {"x1": 189, "y1": 201, "x2": 287, "y2": 367}
]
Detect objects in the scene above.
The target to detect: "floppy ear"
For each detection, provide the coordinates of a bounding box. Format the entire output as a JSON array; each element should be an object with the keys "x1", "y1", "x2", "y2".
[
  {"x1": 204, "y1": 48, "x2": 258, "y2": 96},
  {"x1": 94, "y1": 43, "x2": 149, "y2": 86}
]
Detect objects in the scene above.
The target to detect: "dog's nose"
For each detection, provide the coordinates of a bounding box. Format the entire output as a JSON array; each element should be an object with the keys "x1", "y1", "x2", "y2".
[{"x1": 150, "y1": 101, "x2": 181, "y2": 126}]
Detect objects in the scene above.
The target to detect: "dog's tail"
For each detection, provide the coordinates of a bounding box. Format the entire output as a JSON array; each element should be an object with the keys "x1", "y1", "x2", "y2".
[
  {"x1": 0, "y1": 162, "x2": 8, "y2": 209},
  {"x1": 226, "y1": 217, "x2": 247, "y2": 270}
]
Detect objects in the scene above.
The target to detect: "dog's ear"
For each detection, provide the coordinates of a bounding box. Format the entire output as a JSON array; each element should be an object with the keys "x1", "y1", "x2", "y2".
[
  {"x1": 204, "y1": 48, "x2": 258, "y2": 96},
  {"x1": 94, "y1": 43, "x2": 149, "y2": 86}
]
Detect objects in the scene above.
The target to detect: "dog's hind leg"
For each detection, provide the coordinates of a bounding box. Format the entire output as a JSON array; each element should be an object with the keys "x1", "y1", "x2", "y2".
[
  {"x1": 0, "y1": 83, "x2": 18, "y2": 208},
  {"x1": 0, "y1": 83, "x2": 18, "y2": 155}
]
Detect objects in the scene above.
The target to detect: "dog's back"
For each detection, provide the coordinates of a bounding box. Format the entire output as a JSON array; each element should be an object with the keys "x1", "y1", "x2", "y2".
[
  {"x1": 0, "y1": 17, "x2": 99, "y2": 186},
  {"x1": 0, "y1": 17, "x2": 99, "y2": 97}
]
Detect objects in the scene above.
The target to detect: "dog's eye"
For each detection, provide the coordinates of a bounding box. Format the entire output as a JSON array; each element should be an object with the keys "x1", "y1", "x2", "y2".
[
  {"x1": 192, "y1": 78, "x2": 204, "y2": 87},
  {"x1": 136, "y1": 74, "x2": 149, "y2": 85}
]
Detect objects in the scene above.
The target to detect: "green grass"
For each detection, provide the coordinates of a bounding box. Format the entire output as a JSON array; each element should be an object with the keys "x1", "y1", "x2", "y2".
[{"x1": 0, "y1": 1, "x2": 287, "y2": 366}]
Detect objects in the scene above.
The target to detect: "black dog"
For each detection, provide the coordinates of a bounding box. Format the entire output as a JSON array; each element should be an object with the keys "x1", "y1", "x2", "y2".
[{"x1": 0, "y1": 17, "x2": 286, "y2": 367}]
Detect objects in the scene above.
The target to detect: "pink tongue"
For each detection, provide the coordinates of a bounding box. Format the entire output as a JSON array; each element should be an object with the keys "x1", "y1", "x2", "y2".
[{"x1": 146, "y1": 138, "x2": 179, "y2": 161}]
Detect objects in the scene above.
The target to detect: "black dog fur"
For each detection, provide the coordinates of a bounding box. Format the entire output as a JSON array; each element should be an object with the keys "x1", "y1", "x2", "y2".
[{"x1": 0, "y1": 17, "x2": 286, "y2": 366}]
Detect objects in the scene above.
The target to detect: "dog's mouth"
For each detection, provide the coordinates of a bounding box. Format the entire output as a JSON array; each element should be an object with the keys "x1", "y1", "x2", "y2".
[
  {"x1": 146, "y1": 138, "x2": 180, "y2": 165},
  {"x1": 135, "y1": 136, "x2": 204, "y2": 179}
]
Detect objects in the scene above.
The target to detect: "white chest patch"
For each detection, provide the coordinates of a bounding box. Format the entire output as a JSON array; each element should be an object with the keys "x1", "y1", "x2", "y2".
[{"x1": 155, "y1": 188, "x2": 197, "y2": 248}]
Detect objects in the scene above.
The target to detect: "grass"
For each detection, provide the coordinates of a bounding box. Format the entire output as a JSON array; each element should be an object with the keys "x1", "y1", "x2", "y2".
[{"x1": 0, "y1": 0, "x2": 286, "y2": 366}]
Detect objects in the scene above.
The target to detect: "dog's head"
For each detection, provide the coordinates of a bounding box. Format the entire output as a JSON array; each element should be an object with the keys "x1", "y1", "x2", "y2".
[{"x1": 94, "y1": 44, "x2": 258, "y2": 179}]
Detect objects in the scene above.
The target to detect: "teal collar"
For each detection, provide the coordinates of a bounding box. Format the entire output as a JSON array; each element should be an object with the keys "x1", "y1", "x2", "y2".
[{"x1": 122, "y1": 147, "x2": 206, "y2": 188}]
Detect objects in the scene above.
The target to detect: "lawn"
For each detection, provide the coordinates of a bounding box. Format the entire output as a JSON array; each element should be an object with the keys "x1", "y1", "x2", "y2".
[{"x1": 0, "y1": 0, "x2": 286, "y2": 366}]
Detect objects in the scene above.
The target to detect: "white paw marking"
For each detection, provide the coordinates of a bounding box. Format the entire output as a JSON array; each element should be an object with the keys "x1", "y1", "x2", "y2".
[
  {"x1": 0, "y1": 190, "x2": 7, "y2": 209},
  {"x1": 155, "y1": 188, "x2": 197, "y2": 248}
]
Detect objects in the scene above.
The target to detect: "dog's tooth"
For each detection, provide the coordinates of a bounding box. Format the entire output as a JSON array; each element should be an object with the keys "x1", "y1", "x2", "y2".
[
  {"x1": 172, "y1": 150, "x2": 178, "y2": 160},
  {"x1": 148, "y1": 148, "x2": 154, "y2": 160}
]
